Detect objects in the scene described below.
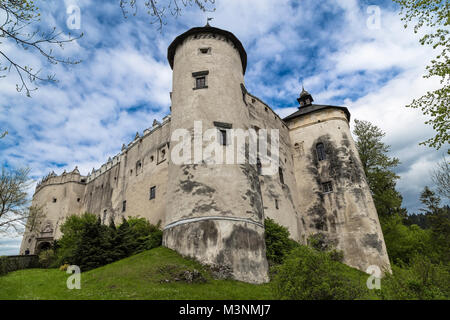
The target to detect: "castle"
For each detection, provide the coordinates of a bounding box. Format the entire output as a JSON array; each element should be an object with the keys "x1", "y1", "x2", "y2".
[{"x1": 20, "y1": 24, "x2": 391, "y2": 283}]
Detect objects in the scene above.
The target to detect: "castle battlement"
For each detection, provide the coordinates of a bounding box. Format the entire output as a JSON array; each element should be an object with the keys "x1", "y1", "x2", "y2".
[{"x1": 35, "y1": 168, "x2": 86, "y2": 194}]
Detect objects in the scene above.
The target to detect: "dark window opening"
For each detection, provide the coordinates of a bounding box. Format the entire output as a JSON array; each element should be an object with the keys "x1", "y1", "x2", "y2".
[
  {"x1": 77, "y1": 198, "x2": 80, "y2": 202},
  {"x1": 199, "y1": 47, "x2": 211, "y2": 54},
  {"x1": 150, "y1": 186, "x2": 156, "y2": 200},
  {"x1": 196, "y1": 76, "x2": 206, "y2": 89},
  {"x1": 278, "y1": 167, "x2": 284, "y2": 184},
  {"x1": 322, "y1": 181, "x2": 333, "y2": 193},
  {"x1": 219, "y1": 129, "x2": 227, "y2": 146},
  {"x1": 122, "y1": 200, "x2": 126, "y2": 212},
  {"x1": 136, "y1": 160, "x2": 142, "y2": 171},
  {"x1": 130, "y1": 169, "x2": 133, "y2": 175},
  {"x1": 52, "y1": 198, "x2": 57, "y2": 203},
  {"x1": 275, "y1": 199, "x2": 279, "y2": 210},
  {"x1": 256, "y1": 158, "x2": 262, "y2": 175},
  {"x1": 316, "y1": 143, "x2": 326, "y2": 161},
  {"x1": 150, "y1": 155, "x2": 154, "y2": 162}
]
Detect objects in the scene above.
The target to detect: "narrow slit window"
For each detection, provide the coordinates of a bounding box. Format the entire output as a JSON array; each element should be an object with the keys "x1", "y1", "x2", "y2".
[
  {"x1": 122, "y1": 200, "x2": 126, "y2": 212},
  {"x1": 256, "y1": 158, "x2": 262, "y2": 175},
  {"x1": 316, "y1": 143, "x2": 326, "y2": 161},
  {"x1": 219, "y1": 129, "x2": 227, "y2": 146},
  {"x1": 279, "y1": 167, "x2": 284, "y2": 184},
  {"x1": 275, "y1": 199, "x2": 279, "y2": 210},
  {"x1": 149, "y1": 186, "x2": 156, "y2": 200}
]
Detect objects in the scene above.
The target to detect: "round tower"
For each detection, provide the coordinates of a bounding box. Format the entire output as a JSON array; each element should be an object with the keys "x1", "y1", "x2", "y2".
[
  {"x1": 164, "y1": 25, "x2": 269, "y2": 283},
  {"x1": 285, "y1": 89, "x2": 391, "y2": 274}
]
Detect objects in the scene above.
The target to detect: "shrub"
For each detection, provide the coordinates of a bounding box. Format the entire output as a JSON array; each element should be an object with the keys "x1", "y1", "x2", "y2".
[
  {"x1": 38, "y1": 249, "x2": 57, "y2": 268},
  {"x1": 264, "y1": 218, "x2": 298, "y2": 265},
  {"x1": 59, "y1": 263, "x2": 70, "y2": 271},
  {"x1": 273, "y1": 245, "x2": 370, "y2": 300},
  {"x1": 378, "y1": 256, "x2": 450, "y2": 300},
  {"x1": 55, "y1": 213, "x2": 163, "y2": 271}
]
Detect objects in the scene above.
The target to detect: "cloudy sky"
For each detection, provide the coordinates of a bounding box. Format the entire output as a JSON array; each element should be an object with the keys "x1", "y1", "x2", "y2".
[{"x1": 0, "y1": 0, "x2": 447, "y2": 255}]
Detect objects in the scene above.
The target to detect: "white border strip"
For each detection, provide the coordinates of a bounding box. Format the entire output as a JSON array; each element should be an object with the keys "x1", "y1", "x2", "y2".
[{"x1": 163, "y1": 216, "x2": 264, "y2": 230}]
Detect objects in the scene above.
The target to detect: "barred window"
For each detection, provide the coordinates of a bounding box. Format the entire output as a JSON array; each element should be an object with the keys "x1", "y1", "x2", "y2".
[{"x1": 322, "y1": 181, "x2": 333, "y2": 193}]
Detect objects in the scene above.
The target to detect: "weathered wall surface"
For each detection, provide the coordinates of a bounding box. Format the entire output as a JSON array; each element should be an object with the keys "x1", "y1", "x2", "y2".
[
  {"x1": 165, "y1": 32, "x2": 269, "y2": 284},
  {"x1": 20, "y1": 119, "x2": 171, "y2": 255},
  {"x1": 244, "y1": 91, "x2": 306, "y2": 244},
  {"x1": 286, "y1": 109, "x2": 391, "y2": 273}
]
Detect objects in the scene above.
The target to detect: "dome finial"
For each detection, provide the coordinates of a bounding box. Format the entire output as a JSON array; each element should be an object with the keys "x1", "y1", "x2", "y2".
[{"x1": 206, "y1": 17, "x2": 213, "y2": 27}]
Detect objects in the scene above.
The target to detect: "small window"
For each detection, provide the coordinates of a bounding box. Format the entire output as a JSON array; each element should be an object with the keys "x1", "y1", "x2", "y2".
[
  {"x1": 322, "y1": 181, "x2": 333, "y2": 193},
  {"x1": 275, "y1": 199, "x2": 279, "y2": 210},
  {"x1": 278, "y1": 167, "x2": 284, "y2": 184},
  {"x1": 130, "y1": 169, "x2": 133, "y2": 175},
  {"x1": 161, "y1": 149, "x2": 166, "y2": 159},
  {"x1": 122, "y1": 200, "x2": 126, "y2": 212},
  {"x1": 52, "y1": 198, "x2": 57, "y2": 203},
  {"x1": 136, "y1": 160, "x2": 142, "y2": 170},
  {"x1": 149, "y1": 186, "x2": 156, "y2": 200},
  {"x1": 199, "y1": 47, "x2": 211, "y2": 54},
  {"x1": 316, "y1": 143, "x2": 326, "y2": 161},
  {"x1": 77, "y1": 198, "x2": 81, "y2": 202},
  {"x1": 150, "y1": 155, "x2": 154, "y2": 162},
  {"x1": 219, "y1": 129, "x2": 227, "y2": 146},
  {"x1": 256, "y1": 158, "x2": 262, "y2": 175},
  {"x1": 196, "y1": 76, "x2": 206, "y2": 89}
]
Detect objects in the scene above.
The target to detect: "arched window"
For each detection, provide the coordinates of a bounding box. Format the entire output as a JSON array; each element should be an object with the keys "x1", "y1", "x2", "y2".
[{"x1": 316, "y1": 143, "x2": 326, "y2": 161}]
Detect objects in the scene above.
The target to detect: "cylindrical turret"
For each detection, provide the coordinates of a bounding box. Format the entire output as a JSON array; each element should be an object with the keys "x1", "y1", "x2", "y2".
[
  {"x1": 164, "y1": 25, "x2": 269, "y2": 283},
  {"x1": 285, "y1": 91, "x2": 391, "y2": 274}
]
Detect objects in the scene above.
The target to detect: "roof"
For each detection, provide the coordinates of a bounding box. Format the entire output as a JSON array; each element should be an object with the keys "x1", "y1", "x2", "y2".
[
  {"x1": 283, "y1": 104, "x2": 351, "y2": 122},
  {"x1": 167, "y1": 26, "x2": 247, "y2": 74}
]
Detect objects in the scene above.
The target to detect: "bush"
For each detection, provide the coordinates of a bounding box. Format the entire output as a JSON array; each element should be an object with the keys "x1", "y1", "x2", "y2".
[
  {"x1": 380, "y1": 214, "x2": 432, "y2": 266},
  {"x1": 273, "y1": 246, "x2": 370, "y2": 300},
  {"x1": 378, "y1": 256, "x2": 450, "y2": 300},
  {"x1": 38, "y1": 249, "x2": 57, "y2": 268},
  {"x1": 0, "y1": 255, "x2": 39, "y2": 276},
  {"x1": 264, "y1": 218, "x2": 298, "y2": 265},
  {"x1": 55, "y1": 213, "x2": 163, "y2": 271}
]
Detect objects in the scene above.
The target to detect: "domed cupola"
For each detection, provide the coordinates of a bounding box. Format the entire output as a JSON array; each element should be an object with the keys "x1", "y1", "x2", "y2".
[{"x1": 297, "y1": 86, "x2": 314, "y2": 107}]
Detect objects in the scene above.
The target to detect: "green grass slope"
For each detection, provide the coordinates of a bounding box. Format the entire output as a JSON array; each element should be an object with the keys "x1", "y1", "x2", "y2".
[{"x1": 0, "y1": 247, "x2": 274, "y2": 300}]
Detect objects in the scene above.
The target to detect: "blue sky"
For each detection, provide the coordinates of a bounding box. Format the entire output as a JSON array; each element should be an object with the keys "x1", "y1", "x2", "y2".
[{"x1": 0, "y1": 0, "x2": 448, "y2": 255}]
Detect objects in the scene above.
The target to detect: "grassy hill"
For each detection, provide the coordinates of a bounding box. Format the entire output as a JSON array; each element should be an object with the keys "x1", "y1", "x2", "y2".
[{"x1": 0, "y1": 247, "x2": 274, "y2": 300}]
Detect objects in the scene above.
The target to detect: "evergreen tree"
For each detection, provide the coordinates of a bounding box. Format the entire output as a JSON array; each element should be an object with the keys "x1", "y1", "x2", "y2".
[{"x1": 353, "y1": 119, "x2": 403, "y2": 217}]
